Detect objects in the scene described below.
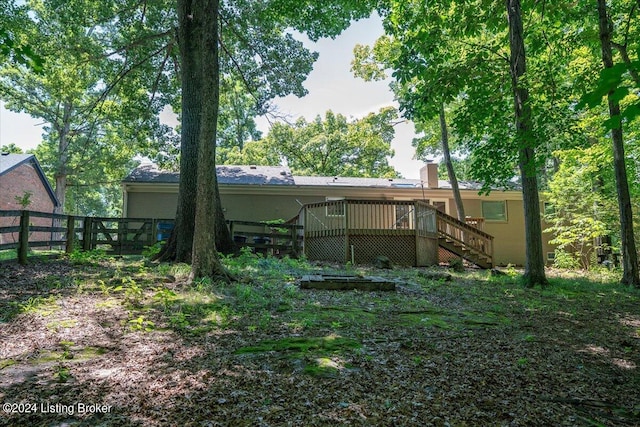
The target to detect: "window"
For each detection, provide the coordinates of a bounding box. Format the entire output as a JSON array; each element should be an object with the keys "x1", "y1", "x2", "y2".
[
  {"x1": 325, "y1": 197, "x2": 345, "y2": 216},
  {"x1": 482, "y1": 201, "x2": 507, "y2": 222}
]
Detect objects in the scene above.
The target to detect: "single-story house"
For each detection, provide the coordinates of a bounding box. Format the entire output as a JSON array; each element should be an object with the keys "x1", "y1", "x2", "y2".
[
  {"x1": 121, "y1": 162, "x2": 555, "y2": 266},
  {"x1": 0, "y1": 153, "x2": 59, "y2": 244}
]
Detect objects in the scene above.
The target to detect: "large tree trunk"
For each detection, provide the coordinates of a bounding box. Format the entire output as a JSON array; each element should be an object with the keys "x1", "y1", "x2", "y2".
[
  {"x1": 53, "y1": 102, "x2": 73, "y2": 214},
  {"x1": 191, "y1": 0, "x2": 228, "y2": 280},
  {"x1": 439, "y1": 103, "x2": 465, "y2": 221},
  {"x1": 597, "y1": 0, "x2": 640, "y2": 287},
  {"x1": 154, "y1": 0, "x2": 234, "y2": 262},
  {"x1": 155, "y1": 0, "x2": 202, "y2": 263},
  {"x1": 506, "y1": 0, "x2": 547, "y2": 287}
]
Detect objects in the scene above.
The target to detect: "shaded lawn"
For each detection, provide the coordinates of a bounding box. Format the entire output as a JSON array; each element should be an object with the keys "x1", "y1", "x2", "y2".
[{"x1": 0, "y1": 252, "x2": 639, "y2": 426}]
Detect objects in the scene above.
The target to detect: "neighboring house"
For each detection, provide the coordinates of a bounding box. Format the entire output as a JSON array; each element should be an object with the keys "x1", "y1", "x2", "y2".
[
  {"x1": 0, "y1": 153, "x2": 59, "y2": 245},
  {"x1": 122, "y1": 162, "x2": 555, "y2": 266}
]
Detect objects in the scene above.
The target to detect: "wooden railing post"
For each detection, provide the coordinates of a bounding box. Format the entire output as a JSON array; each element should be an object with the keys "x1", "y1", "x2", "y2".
[
  {"x1": 18, "y1": 210, "x2": 30, "y2": 265},
  {"x1": 65, "y1": 216, "x2": 75, "y2": 254}
]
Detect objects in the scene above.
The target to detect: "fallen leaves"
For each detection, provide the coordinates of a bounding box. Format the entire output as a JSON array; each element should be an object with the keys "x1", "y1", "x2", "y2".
[{"x1": 0, "y1": 258, "x2": 639, "y2": 426}]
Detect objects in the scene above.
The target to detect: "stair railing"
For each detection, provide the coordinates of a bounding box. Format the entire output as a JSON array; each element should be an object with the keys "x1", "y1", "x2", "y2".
[{"x1": 436, "y1": 210, "x2": 494, "y2": 265}]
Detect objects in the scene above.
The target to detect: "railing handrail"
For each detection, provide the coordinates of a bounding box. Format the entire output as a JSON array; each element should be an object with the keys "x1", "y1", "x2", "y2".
[{"x1": 435, "y1": 210, "x2": 494, "y2": 240}]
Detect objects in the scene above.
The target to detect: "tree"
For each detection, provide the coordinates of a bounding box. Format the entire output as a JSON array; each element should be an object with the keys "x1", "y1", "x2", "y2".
[
  {"x1": 190, "y1": 0, "x2": 228, "y2": 280},
  {"x1": 0, "y1": 143, "x2": 23, "y2": 153},
  {"x1": 0, "y1": 0, "x2": 42, "y2": 71},
  {"x1": 0, "y1": 0, "x2": 175, "y2": 215},
  {"x1": 593, "y1": 0, "x2": 639, "y2": 286},
  {"x1": 216, "y1": 77, "x2": 262, "y2": 164},
  {"x1": 544, "y1": 146, "x2": 616, "y2": 269},
  {"x1": 261, "y1": 108, "x2": 399, "y2": 178},
  {"x1": 506, "y1": 0, "x2": 547, "y2": 287},
  {"x1": 162, "y1": 0, "x2": 380, "y2": 271},
  {"x1": 352, "y1": 20, "x2": 468, "y2": 219}
]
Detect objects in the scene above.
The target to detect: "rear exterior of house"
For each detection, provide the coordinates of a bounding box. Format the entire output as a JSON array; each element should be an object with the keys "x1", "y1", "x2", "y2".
[
  {"x1": 0, "y1": 153, "x2": 59, "y2": 245},
  {"x1": 122, "y1": 163, "x2": 554, "y2": 266}
]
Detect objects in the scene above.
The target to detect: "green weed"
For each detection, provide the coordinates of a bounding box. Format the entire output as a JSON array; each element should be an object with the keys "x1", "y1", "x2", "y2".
[
  {"x1": 53, "y1": 364, "x2": 72, "y2": 383},
  {"x1": 128, "y1": 315, "x2": 155, "y2": 332}
]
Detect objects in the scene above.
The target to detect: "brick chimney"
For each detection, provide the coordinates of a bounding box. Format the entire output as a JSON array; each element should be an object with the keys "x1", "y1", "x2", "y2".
[{"x1": 420, "y1": 162, "x2": 439, "y2": 189}]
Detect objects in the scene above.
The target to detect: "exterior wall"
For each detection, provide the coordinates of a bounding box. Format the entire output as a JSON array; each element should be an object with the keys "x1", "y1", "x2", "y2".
[
  {"x1": 125, "y1": 192, "x2": 178, "y2": 219},
  {"x1": 0, "y1": 163, "x2": 56, "y2": 244},
  {"x1": 123, "y1": 183, "x2": 557, "y2": 266},
  {"x1": 461, "y1": 198, "x2": 526, "y2": 266}
]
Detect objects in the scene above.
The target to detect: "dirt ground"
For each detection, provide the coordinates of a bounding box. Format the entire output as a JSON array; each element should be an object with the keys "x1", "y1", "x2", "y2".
[{"x1": 0, "y1": 256, "x2": 639, "y2": 426}]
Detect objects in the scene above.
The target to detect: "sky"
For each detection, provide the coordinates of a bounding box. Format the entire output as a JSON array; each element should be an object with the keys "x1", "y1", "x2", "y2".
[{"x1": 0, "y1": 14, "x2": 424, "y2": 179}]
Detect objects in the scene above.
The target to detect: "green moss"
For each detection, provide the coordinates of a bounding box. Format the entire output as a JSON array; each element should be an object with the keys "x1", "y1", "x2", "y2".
[
  {"x1": 0, "y1": 359, "x2": 16, "y2": 370},
  {"x1": 46, "y1": 319, "x2": 78, "y2": 331},
  {"x1": 29, "y1": 346, "x2": 108, "y2": 365},
  {"x1": 235, "y1": 335, "x2": 361, "y2": 355},
  {"x1": 396, "y1": 312, "x2": 451, "y2": 329},
  {"x1": 303, "y1": 357, "x2": 340, "y2": 378}
]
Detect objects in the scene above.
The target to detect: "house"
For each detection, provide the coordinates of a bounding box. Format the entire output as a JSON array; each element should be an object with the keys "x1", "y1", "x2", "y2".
[
  {"x1": 0, "y1": 153, "x2": 59, "y2": 244},
  {"x1": 122, "y1": 162, "x2": 555, "y2": 266}
]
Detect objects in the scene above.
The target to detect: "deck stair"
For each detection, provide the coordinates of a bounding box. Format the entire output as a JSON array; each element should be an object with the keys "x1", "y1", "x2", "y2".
[{"x1": 435, "y1": 211, "x2": 494, "y2": 269}]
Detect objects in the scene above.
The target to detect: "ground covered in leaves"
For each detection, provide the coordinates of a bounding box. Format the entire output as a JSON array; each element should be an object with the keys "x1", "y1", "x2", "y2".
[{"x1": 1, "y1": 250, "x2": 639, "y2": 426}]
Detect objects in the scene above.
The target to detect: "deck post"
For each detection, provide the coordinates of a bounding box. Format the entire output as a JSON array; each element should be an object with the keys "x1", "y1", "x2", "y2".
[{"x1": 18, "y1": 210, "x2": 30, "y2": 265}]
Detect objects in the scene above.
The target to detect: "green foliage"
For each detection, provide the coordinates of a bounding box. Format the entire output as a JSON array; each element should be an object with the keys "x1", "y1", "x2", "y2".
[
  {"x1": 0, "y1": 143, "x2": 24, "y2": 153},
  {"x1": 254, "y1": 108, "x2": 400, "y2": 177},
  {"x1": 53, "y1": 363, "x2": 71, "y2": 383},
  {"x1": 127, "y1": 315, "x2": 155, "y2": 332},
  {"x1": 544, "y1": 146, "x2": 616, "y2": 269},
  {"x1": 552, "y1": 249, "x2": 580, "y2": 270},
  {"x1": 142, "y1": 241, "x2": 164, "y2": 260},
  {"x1": 14, "y1": 191, "x2": 32, "y2": 209},
  {"x1": 68, "y1": 249, "x2": 110, "y2": 265}
]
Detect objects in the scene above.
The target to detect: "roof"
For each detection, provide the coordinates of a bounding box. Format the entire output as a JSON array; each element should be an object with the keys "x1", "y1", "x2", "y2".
[
  {"x1": 124, "y1": 164, "x2": 296, "y2": 185},
  {"x1": 123, "y1": 163, "x2": 503, "y2": 191},
  {"x1": 0, "y1": 153, "x2": 59, "y2": 206}
]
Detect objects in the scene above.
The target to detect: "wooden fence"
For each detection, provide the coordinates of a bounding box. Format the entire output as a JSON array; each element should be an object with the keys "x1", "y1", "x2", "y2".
[
  {"x1": 0, "y1": 210, "x2": 174, "y2": 264},
  {"x1": 0, "y1": 210, "x2": 303, "y2": 264}
]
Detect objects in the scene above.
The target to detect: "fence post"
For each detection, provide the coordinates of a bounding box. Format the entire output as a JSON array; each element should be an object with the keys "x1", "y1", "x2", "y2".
[
  {"x1": 82, "y1": 217, "x2": 92, "y2": 251},
  {"x1": 18, "y1": 210, "x2": 30, "y2": 265},
  {"x1": 65, "y1": 216, "x2": 76, "y2": 254},
  {"x1": 151, "y1": 219, "x2": 158, "y2": 245}
]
